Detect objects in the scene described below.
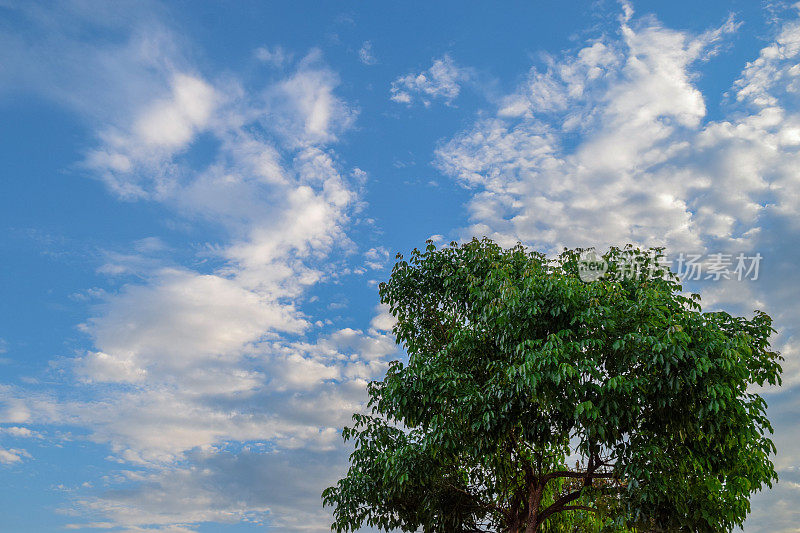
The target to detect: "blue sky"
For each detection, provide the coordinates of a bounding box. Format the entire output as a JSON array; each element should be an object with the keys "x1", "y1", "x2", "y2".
[{"x1": 1, "y1": 0, "x2": 800, "y2": 531}]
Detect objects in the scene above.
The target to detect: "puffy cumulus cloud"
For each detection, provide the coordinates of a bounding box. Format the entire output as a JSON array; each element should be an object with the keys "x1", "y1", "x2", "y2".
[
  {"x1": 370, "y1": 303, "x2": 397, "y2": 333},
  {"x1": 436, "y1": 4, "x2": 800, "y2": 531},
  {"x1": 54, "y1": 387, "x2": 343, "y2": 465},
  {"x1": 736, "y1": 8, "x2": 800, "y2": 108},
  {"x1": 0, "y1": 426, "x2": 37, "y2": 438},
  {"x1": 276, "y1": 325, "x2": 397, "y2": 386},
  {"x1": 436, "y1": 10, "x2": 743, "y2": 253},
  {"x1": 0, "y1": 306, "x2": 399, "y2": 468},
  {"x1": 64, "y1": 447, "x2": 350, "y2": 532},
  {"x1": 0, "y1": 446, "x2": 31, "y2": 465},
  {"x1": 391, "y1": 54, "x2": 470, "y2": 107},
  {"x1": 76, "y1": 268, "x2": 307, "y2": 383},
  {"x1": 48, "y1": 37, "x2": 387, "y2": 467}
]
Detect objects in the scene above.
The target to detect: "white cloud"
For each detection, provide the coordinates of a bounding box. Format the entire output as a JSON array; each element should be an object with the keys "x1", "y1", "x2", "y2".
[
  {"x1": 0, "y1": 426, "x2": 36, "y2": 438},
  {"x1": 84, "y1": 71, "x2": 221, "y2": 199},
  {"x1": 450, "y1": 11, "x2": 788, "y2": 255},
  {"x1": 370, "y1": 304, "x2": 396, "y2": 333},
  {"x1": 359, "y1": 41, "x2": 377, "y2": 65},
  {"x1": 62, "y1": 71, "x2": 375, "y2": 471},
  {"x1": 436, "y1": 13, "x2": 744, "y2": 253},
  {"x1": 268, "y1": 54, "x2": 357, "y2": 145},
  {"x1": 65, "y1": 447, "x2": 348, "y2": 531},
  {"x1": 77, "y1": 268, "x2": 307, "y2": 383},
  {"x1": 363, "y1": 246, "x2": 389, "y2": 270},
  {"x1": 736, "y1": 10, "x2": 800, "y2": 108},
  {"x1": 31, "y1": 49, "x2": 390, "y2": 490},
  {"x1": 391, "y1": 54, "x2": 469, "y2": 107},
  {"x1": 0, "y1": 446, "x2": 31, "y2": 465},
  {"x1": 133, "y1": 74, "x2": 217, "y2": 148},
  {"x1": 255, "y1": 45, "x2": 291, "y2": 67}
]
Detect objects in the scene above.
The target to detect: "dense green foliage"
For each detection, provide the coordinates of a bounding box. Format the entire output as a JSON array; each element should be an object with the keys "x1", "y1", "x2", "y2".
[{"x1": 323, "y1": 239, "x2": 782, "y2": 532}]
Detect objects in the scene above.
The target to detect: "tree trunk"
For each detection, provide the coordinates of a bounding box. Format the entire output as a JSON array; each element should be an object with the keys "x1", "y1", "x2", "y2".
[{"x1": 523, "y1": 482, "x2": 544, "y2": 533}]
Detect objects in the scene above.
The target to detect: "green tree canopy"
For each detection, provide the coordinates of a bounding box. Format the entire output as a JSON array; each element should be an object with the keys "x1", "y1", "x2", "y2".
[{"x1": 323, "y1": 239, "x2": 782, "y2": 532}]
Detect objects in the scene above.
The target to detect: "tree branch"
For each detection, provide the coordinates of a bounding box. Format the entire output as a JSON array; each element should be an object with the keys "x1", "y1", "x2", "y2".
[
  {"x1": 560, "y1": 505, "x2": 598, "y2": 513},
  {"x1": 536, "y1": 454, "x2": 615, "y2": 526},
  {"x1": 542, "y1": 470, "x2": 616, "y2": 482},
  {"x1": 536, "y1": 488, "x2": 585, "y2": 524}
]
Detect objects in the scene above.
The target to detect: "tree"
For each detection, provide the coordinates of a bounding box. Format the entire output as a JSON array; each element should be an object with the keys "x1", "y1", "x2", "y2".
[{"x1": 323, "y1": 239, "x2": 782, "y2": 532}]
